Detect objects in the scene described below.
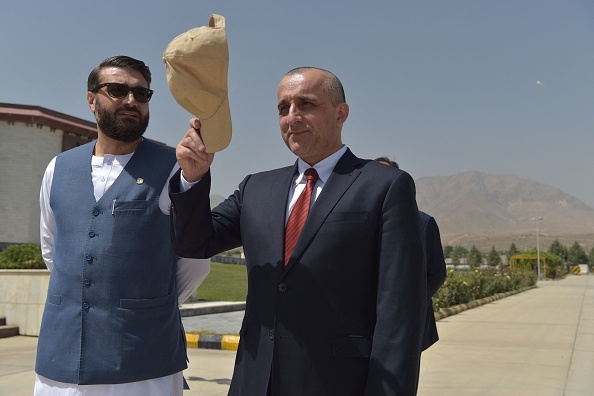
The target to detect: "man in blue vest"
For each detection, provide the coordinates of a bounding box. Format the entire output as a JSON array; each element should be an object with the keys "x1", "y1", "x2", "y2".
[{"x1": 35, "y1": 55, "x2": 210, "y2": 395}]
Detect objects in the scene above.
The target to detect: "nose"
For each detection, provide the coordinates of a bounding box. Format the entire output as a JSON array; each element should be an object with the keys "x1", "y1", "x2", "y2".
[
  {"x1": 122, "y1": 90, "x2": 138, "y2": 105},
  {"x1": 285, "y1": 104, "x2": 302, "y2": 125}
]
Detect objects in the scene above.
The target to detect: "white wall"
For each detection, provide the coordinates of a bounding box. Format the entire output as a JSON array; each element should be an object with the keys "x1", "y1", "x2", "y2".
[
  {"x1": 0, "y1": 122, "x2": 62, "y2": 244},
  {"x1": 0, "y1": 269, "x2": 50, "y2": 336}
]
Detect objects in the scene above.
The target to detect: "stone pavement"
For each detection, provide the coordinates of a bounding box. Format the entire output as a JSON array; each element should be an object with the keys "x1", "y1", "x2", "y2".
[
  {"x1": 182, "y1": 309, "x2": 244, "y2": 336},
  {"x1": 0, "y1": 274, "x2": 592, "y2": 395}
]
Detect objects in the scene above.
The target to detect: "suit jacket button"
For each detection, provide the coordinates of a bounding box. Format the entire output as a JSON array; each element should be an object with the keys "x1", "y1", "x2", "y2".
[
  {"x1": 278, "y1": 283, "x2": 287, "y2": 292},
  {"x1": 268, "y1": 330, "x2": 274, "y2": 341}
]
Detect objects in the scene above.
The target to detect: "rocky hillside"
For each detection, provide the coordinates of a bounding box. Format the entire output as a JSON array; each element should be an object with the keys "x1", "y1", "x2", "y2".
[{"x1": 415, "y1": 172, "x2": 594, "y2": 250}]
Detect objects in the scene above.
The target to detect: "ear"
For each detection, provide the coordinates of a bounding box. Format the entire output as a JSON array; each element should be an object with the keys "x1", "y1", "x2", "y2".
[
  {"x1": 335, "y1": 102, "x2": 349, "y2": 127},
  {"x1": 87, "y1": 91, "x2": 97, "y2": 113}
]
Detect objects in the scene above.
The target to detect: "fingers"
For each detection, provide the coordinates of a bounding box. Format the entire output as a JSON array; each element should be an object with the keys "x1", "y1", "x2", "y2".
[
  {"x1": 180, "y1": 118, "x2": 208, "y2": 157},
  {"x1": 176, "y1": 118, "x2": 214, "y2": 182},
  {"x1": 190, "y1": 117, "x2": 201, "y2": 130},
  {"x1": 179, "y1": 128, "x2": 208, "y2": 159}
]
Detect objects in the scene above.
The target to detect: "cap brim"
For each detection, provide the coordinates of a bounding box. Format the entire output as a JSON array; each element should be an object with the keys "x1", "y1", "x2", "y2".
[{"x1": 199, "y1": 96, "x2": 232, "y2": 153}]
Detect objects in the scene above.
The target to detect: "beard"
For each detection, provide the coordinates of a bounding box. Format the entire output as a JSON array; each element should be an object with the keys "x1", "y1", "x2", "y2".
[{"x1": 95, "y1": 101, "x2": 149, "y2": 142}]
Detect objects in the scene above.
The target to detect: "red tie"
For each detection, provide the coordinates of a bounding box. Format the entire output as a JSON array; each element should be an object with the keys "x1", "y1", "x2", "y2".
[{"x1": 284, "y1": 168, "x2": 319, "y2": 266}]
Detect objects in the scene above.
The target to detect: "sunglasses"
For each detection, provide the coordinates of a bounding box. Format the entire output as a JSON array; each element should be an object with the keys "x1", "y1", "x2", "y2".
[{"x1": 90, "y1": 83, "x2": 154, "y2": 103}]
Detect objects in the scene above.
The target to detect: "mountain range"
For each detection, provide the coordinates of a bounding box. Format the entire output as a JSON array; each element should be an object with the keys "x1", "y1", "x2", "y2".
[
  {"x1": 209, "y1": 171, "x2": 594, "y2": 252},
  {"x1": 415, "y1": 172, "x2": 594, "y2": 251}
]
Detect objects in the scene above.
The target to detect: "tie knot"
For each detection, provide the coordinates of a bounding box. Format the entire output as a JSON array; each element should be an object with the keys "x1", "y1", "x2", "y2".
[{"x1": 304, "y1": 168, "x2": 318, "y2": 182}]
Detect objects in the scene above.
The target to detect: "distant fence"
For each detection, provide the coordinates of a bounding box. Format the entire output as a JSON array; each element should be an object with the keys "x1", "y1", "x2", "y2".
[{"x1": 212, "y1": 255, "x2": 246, "y2": 265}]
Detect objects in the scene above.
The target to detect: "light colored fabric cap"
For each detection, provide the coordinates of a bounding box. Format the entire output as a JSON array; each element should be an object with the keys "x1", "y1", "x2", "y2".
[{"x1": 163, "y1": 14, "x2": 232, "y2": 152}]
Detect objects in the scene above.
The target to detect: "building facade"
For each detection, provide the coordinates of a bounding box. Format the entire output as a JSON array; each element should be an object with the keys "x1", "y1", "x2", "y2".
[{"x1": 0, "y1": 103, "x2": 97, "y2": 248}]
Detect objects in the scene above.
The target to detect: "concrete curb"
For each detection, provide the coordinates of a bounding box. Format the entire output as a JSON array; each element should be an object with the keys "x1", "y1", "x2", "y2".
[
  {"x1": 179, "y1": 301, "x2": 246, "y2": 317},
  {"x1": 184, "y1": 286, "x2": 537, "y2": 350},
  {"x1": 181, "y1": 301, "x2": 244, "y2": 350},
  {"x1": 186, "y1": 333, "x2": 240, "y2": 351}
]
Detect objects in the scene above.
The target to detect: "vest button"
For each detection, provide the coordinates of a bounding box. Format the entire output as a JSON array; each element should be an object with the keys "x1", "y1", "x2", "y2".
[
  {"x1": 92, "y1": 209, "x2": 99, "y2": 216},
  {"x1": 268, "y1": 330, "x2": 274, "y2": 341},
  {"x1": 278, "y1": 283, "x2": 287, "y2": 292},
  {"x1": 84, "y1": 279, "x2": 91, "y2": 286},
  {"x1": 82, "y1": 302, "x2": 90, "y2": 310},
  {"x1": 88, "y1": 231, "x2": 95, "y2": 238},
  {"x1": 85, "y1": 255, "x2": 93, "y2": 263}
]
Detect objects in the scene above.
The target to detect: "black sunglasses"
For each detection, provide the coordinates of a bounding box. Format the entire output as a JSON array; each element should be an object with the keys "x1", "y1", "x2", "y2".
[{"x1": 90, "y1": 83, "x2": 154, "y2": 103}]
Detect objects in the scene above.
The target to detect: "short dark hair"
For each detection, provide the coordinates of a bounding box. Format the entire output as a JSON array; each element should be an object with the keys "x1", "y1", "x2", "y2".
[
  {"x1": 375, "y1": 156, "x2": 399, "y2": 169},
  {"x1": 87, "y1": 56, "x2": 151, "y2": 91},
  {"x1": 285, "y1": 67, "x2": 346, "y2": 106}
]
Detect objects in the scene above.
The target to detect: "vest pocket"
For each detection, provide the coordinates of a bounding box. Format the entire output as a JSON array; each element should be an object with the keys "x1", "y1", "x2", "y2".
[
  {"x1": 46, "y1": 293, "x2": 62, "y2": 306},
  {"x1": 120, "y1": 294, "x2": 170, "y2": 309},
  {"x1": 112, "y1": 200, "x2": 148, "y2": 213}
]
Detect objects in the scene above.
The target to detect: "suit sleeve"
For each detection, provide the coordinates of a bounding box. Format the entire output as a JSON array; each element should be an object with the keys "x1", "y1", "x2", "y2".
[
  {"x1": 169, "y1": 168, "x2": 244, "y2": 259},
  {"x1": 365, "y1": 171, "x2": 427, "y2": 395},
  {"x1": 424, "y1": 216, "x2": 447, "y2": 296}
]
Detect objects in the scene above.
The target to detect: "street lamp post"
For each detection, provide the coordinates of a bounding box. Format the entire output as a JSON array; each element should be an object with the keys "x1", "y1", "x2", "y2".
[{"x1": 533, "y1": 217, "x2": 544, "y2": 280}]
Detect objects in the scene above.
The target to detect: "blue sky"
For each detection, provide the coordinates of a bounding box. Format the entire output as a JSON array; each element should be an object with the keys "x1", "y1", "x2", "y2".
[{"x1": 3, "y1": 0, "x2": 594, "y2": 207}]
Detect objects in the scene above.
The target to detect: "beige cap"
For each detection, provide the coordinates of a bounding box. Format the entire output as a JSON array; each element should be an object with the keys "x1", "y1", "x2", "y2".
[{"x1": 163, "y1": 14, "x2": 231, "y2": 152}]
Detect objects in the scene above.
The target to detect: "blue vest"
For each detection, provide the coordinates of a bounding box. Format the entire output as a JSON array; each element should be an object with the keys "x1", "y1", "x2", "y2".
[{"x1": 35, "y1": 139, "x2": 187, "y2": 385}]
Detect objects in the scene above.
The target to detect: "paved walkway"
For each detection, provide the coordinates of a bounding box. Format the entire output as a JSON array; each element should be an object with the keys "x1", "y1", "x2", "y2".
[
  {"x1": 1, "y1": 274, "x2": 592, "y2": 395},
  {"x1": 418, "y1": 274, "x2": 594, "y2": 396}
]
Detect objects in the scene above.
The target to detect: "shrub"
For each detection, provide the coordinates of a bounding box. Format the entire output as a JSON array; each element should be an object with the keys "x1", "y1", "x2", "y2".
[
  {"x1": 0, "y1": 244, "x2": 45, "y2": 269},
  {"x1": 432, "y1": 268, "x2": 537, "y2": 311}
]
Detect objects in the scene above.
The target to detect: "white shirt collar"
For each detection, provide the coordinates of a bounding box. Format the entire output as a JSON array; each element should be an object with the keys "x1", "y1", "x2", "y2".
[{"x1": 294, "y1": 145, "x2": 348, "y2": 185}]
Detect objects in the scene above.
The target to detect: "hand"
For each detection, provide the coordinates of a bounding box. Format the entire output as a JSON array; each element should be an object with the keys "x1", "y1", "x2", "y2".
[{"x1": 176, "y1": 118, "x2": 215, "y2": 182}]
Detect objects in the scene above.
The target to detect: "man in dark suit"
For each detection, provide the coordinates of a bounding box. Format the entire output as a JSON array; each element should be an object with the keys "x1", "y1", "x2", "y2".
[
  {"x1": 170, "y1": 67, "x2": 426, "y2": 395},
  {"x1": 375, "y1": 157, "x2": 447, "y2": 351},
  {"x1": 418, "y1": 211, "x2": 447, "y2": 349}
]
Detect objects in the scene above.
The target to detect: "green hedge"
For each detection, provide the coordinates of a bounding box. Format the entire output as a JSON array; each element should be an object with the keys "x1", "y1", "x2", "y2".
[
  {"x1": 432, "y1": 268, "x2": 537, "y2": 311},
  {"x1": 0, "y1": 244, "x2": 45, "y2": 269}
]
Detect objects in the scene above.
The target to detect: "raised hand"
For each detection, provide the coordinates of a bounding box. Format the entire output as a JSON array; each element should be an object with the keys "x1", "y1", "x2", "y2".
[{"x1": 176, "y1": 118, "x2": 215, "y2": 182}]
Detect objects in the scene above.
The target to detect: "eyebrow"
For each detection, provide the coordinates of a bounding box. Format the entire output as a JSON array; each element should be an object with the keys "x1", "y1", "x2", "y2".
[{"x1": 278, "y1": 95, "x2": 317, "y2": 106}]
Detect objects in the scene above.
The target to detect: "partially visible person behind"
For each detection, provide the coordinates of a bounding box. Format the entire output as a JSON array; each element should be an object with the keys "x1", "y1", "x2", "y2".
[
  {"x1": 35, "y1": 55, "x2": 210, "y2": 396},
  {"x1": 375, "y1": 156, "x2": 447, "y2": 351}
]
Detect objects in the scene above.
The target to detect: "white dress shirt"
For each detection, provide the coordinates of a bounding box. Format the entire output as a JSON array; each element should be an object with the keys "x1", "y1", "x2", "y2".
[
  {"x1": 36, "y1": 152, "x2": 210, "y2": 396},
  {"x1": 285, "y1": 145, "x2": 347, "y2": 221}
]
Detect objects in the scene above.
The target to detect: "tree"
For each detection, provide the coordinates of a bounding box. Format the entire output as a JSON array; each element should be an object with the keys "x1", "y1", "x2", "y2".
[
  {"x1": 467, "y1": 245, "x2": 483, "y2": 269},
  {"x1": 450, "y1": 250, "x2": 460, "y2": 265},
  {"x1": 507, "y1": 243, "x2": 520, "y2": 261},
  {"x1": 487, "y1": 246, "x2": 502, "y2": 267},
  {"x1": 548, "y1": 240, "x2": 568, "y2": 262},
  {"x1": 568, "y1": 242, "x2": 588, "y2": 265},
  {"x1": 590, "y1": 245, "x2": 594, "y2": 266},
  {"x1": 443, "y1": 245, "x2": 453, "y2": 259},
  {"x1": 453, "y1": 245, "x2": 468, "y2": 259}
]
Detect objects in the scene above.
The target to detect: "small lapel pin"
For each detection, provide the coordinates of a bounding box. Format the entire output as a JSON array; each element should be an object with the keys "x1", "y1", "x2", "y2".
[{"x1": 136, "y1": 178, "x2": 144, "y2": 185}]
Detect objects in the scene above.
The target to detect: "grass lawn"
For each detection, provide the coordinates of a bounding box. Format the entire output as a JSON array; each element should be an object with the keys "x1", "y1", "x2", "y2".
[{"x1": 195, "y1": 261, "x2": 248, "y2": 301}]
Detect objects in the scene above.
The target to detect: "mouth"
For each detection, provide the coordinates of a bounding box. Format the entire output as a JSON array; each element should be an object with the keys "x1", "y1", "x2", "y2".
[
  {"x1": 118, "y1": 110, "x2": 140, "y2": 120},
  {"x1": 288, "y1": 128, "x2": 308, "y2": 136}
]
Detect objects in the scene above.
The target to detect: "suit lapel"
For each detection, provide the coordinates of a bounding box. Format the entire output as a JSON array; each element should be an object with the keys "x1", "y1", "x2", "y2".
[{"x1": 283, "y1": 150, "x2": 364, "y2": 274}]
